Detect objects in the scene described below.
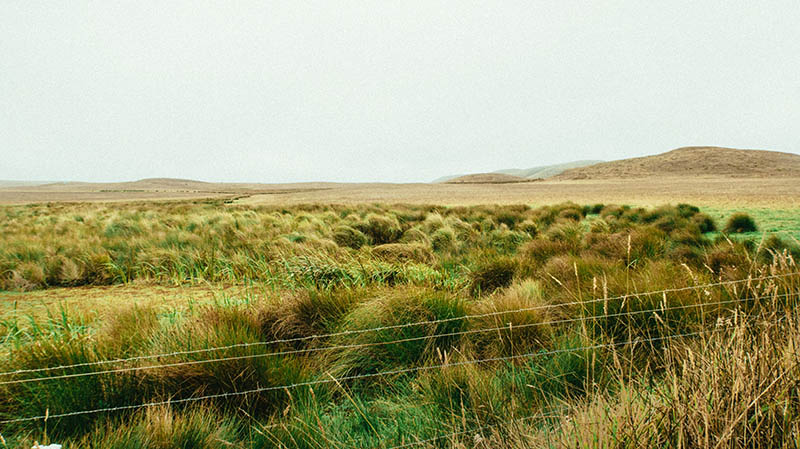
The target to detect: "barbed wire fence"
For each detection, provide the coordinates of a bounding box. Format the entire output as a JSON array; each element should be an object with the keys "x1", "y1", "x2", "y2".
[
  {"x1": 0, "y1": 271, "x2": 797, "y2": 446},
  {"x1": 2, "y1": 272, "x2": 792, "y2": 379}
]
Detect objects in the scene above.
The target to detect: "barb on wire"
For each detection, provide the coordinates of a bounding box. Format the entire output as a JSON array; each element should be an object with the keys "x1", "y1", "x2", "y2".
[{"x1": 1, "y1": 271, "x2": 794, "y2": 379}]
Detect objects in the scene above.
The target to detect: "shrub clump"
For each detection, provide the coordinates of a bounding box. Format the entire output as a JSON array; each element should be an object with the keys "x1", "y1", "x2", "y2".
[
  {"x1": 724, "y1": 212, "x2": 757, "y2": 233},
  {"x1": 692, "y1": 213, "x2": 717, "y2": 233}
]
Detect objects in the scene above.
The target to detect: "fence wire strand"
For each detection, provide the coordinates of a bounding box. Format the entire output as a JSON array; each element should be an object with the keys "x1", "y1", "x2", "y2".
[
  {"x1": 0, "y1": 327, "x2": 727, "y2": 425},
  {"x1": 0, "y1": 292, "x2": 790, "y2": 387},
  {"x1": 1, "y1": 271, "x2": 794, "y2": 378}
]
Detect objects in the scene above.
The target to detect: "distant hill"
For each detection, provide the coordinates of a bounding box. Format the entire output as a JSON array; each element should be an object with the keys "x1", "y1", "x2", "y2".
[
  {"x1": 0, "y1": 180, "x2": 55, "y2": 188},
  {"x1": 433, "y1": 160, "x2": 602, "y2": 183},
  {"x1": 555, "y1": 146, "x2": 800, "y2": 180},
  {"x1": 4, "y1": 178, "x2": 218, "y2": 192},
  {"x1": 493, "y1": 160, "x2": 603, "y2": 179},
  {"x1": 0, "y1": 178, "x2": 336, "y2": 193},
  {"x1": 444, "y1": 173, "x2": 531, "y2": 184},
  {"x1": 112, "y1": 178, "x2": 215, "y2": 191}
]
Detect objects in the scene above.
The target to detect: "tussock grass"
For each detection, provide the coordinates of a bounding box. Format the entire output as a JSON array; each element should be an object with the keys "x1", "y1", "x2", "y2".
[
  {"x1": 467, "y1": 280, "x2": 554, "y2": 358},
  {"x1": 469, "y1": 257, "x2": 518, "y2": 295},
  {"x1": 327, "y1": 288, "x2": 468, "y2": 378},
  {"x1": 725, "y1": 212, "x2": 758, "y2": 233},
  {"x1": 1, "y1": 201, "x2": 799, "y2": 447},
  {"x1": 74, "y1": 406, "x2": 240, "y2": 449}
]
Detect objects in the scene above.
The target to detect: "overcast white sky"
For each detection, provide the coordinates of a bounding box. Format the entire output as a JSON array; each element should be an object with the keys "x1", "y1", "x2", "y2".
[{"x1": 2, "y1": 1, "x2": 799, "y2": 183}]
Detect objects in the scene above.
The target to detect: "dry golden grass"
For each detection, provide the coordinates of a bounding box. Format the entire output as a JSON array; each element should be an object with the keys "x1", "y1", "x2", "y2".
[
  {"x1": 3, "y1": 175, "x2": 800, "y2": 208},
  {"x1": 0, "y1": 179, "x2": 334, "y2": 205},
  {"x1": 239, "y1": 177, "x2": 800, "y2": 208}
]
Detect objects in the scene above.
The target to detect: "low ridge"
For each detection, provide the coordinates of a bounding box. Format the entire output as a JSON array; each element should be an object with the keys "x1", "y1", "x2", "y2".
[
  {"x1": 493, "y1": 160, "x2": 603, "y2": 179},
  {"x1": 445, "y1": 173, "x2": 531, "y2": 184},
  {"x1": 433, "y1": 160, "x2": 601, "y2": 183},
  {"x1": 555, "y1": 146, "x2": 800, "y2": 180}
]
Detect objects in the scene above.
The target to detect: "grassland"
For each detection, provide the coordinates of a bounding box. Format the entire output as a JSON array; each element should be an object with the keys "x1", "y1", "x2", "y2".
[
  {"x1": 1, "y1": 200, "x2": 799, "y2": 448},
  {"x1": 4, "y1": 176, "x2": 800, "y2": 209},
  {"x1": 237, "y1": 177, "x2": 800, "y2": 208}
]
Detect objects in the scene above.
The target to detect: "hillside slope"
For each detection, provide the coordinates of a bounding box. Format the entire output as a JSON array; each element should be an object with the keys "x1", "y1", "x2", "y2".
[
  {"x1": 433, "y1": 160, "x2": 602, "y2": 183},
  {"x1": 0, "y1": 178, "x2": 337, "y2": 194},
  {"x1": 445, "y1": 173, "x2": 530, "y2": 184},
  {"x1": 493, "y1": 160, "x2": 602, "y2": 178},
  {"x1": 0, "y1": 180, "x2": 55, "y2": 188},
  {"x1": 555, "y1": 146, "x2": 800, "y2": 179}
]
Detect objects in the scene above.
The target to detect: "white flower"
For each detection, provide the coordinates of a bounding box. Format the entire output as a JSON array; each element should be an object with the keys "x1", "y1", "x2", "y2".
[{"x1": 32, "y1": 444, "x2": 62, "y2": 449}]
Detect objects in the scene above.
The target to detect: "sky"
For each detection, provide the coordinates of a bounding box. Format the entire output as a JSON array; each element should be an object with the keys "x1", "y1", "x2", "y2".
[{"x1": 2, "y1": 1, "x2": 800, "y2": 183}]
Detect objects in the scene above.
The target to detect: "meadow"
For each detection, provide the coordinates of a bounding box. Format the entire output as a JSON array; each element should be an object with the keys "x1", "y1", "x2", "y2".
[{"x1": 1, "y1": 200, "x2": 799, "y2": 448}]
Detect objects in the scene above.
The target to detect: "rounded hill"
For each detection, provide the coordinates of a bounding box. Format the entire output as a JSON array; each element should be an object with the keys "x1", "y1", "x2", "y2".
[{"x1": 555, "y1": 146, "x2": 800, "y2": 180}]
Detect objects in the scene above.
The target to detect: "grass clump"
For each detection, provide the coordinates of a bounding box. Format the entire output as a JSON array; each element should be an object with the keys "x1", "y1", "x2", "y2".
[
  {"x1": 470, "y1": 257, "x2": 517, "y2": 295},
  {"x1": 259, "y1": 289, "x2": 364, "y2": 342},
  {"x1": 467, "y1": 280, "x2": 554, "y2": 358},
  {"x1": 354, "y1": 214, "x2": 403, "y2": 245},
  {"x1": 332, "y1": 225, "x2": 368, "y2": 249},
  {"x1": 430, "y1": 226, "x2": 456, "y2": 253},
  {"x1": 692, "y1": 212, "x2": 717, "y2": 232},
  {"x1": 371, "y1": 243, "x2": 434, "y2": 264},
  {"x1": 72, "y1": 406, "x2": 240, "y2": 449},
  {"x1": 725, "y1": 212, "x2": 758, "y2": 233},
  {"x1": 329, "y1": 289, "x2": 468, "y2": 377}
]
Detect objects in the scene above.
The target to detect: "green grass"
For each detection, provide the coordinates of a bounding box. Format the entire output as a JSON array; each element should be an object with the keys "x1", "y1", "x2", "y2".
[{"x1": 703, "y1": 207, "x2": 800, "y2": 242}]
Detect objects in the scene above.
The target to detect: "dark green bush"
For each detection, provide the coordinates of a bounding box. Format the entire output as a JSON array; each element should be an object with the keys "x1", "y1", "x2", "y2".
[
  {"x1": 589, "y1": 203, "x2": 605, "y2": 214},
  {"x1": 677, "y1": 203, "x2": 700, "y2": 218},
  {"x1": 724, "y1": 213, "x2": 757, "y2": 233},
  {"x1": 692, "y1": 213, "x2": 717, "y2": 233}
]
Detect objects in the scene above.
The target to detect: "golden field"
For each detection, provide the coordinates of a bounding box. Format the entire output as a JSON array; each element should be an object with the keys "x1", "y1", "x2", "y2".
[{"x1": 3, "y1": 176, "x2": 800, "y2": 208}]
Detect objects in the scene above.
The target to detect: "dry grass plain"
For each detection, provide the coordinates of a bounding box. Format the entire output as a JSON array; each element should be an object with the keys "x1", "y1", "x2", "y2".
[
  {"x1": 238, "y1": 177, "x2": 800, "y2": 208},
  {"x1": 3, "y1": 176, "x2": 800, "y2": 208}
]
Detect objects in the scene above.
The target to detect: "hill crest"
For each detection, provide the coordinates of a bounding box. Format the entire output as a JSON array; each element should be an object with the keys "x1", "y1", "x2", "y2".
[
  {"x1": 433, "y1": 160, "x2": 601, "y2": 183},
  {"x1": 555, "y1": 146, "x2": 800, "y2": 180}
]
